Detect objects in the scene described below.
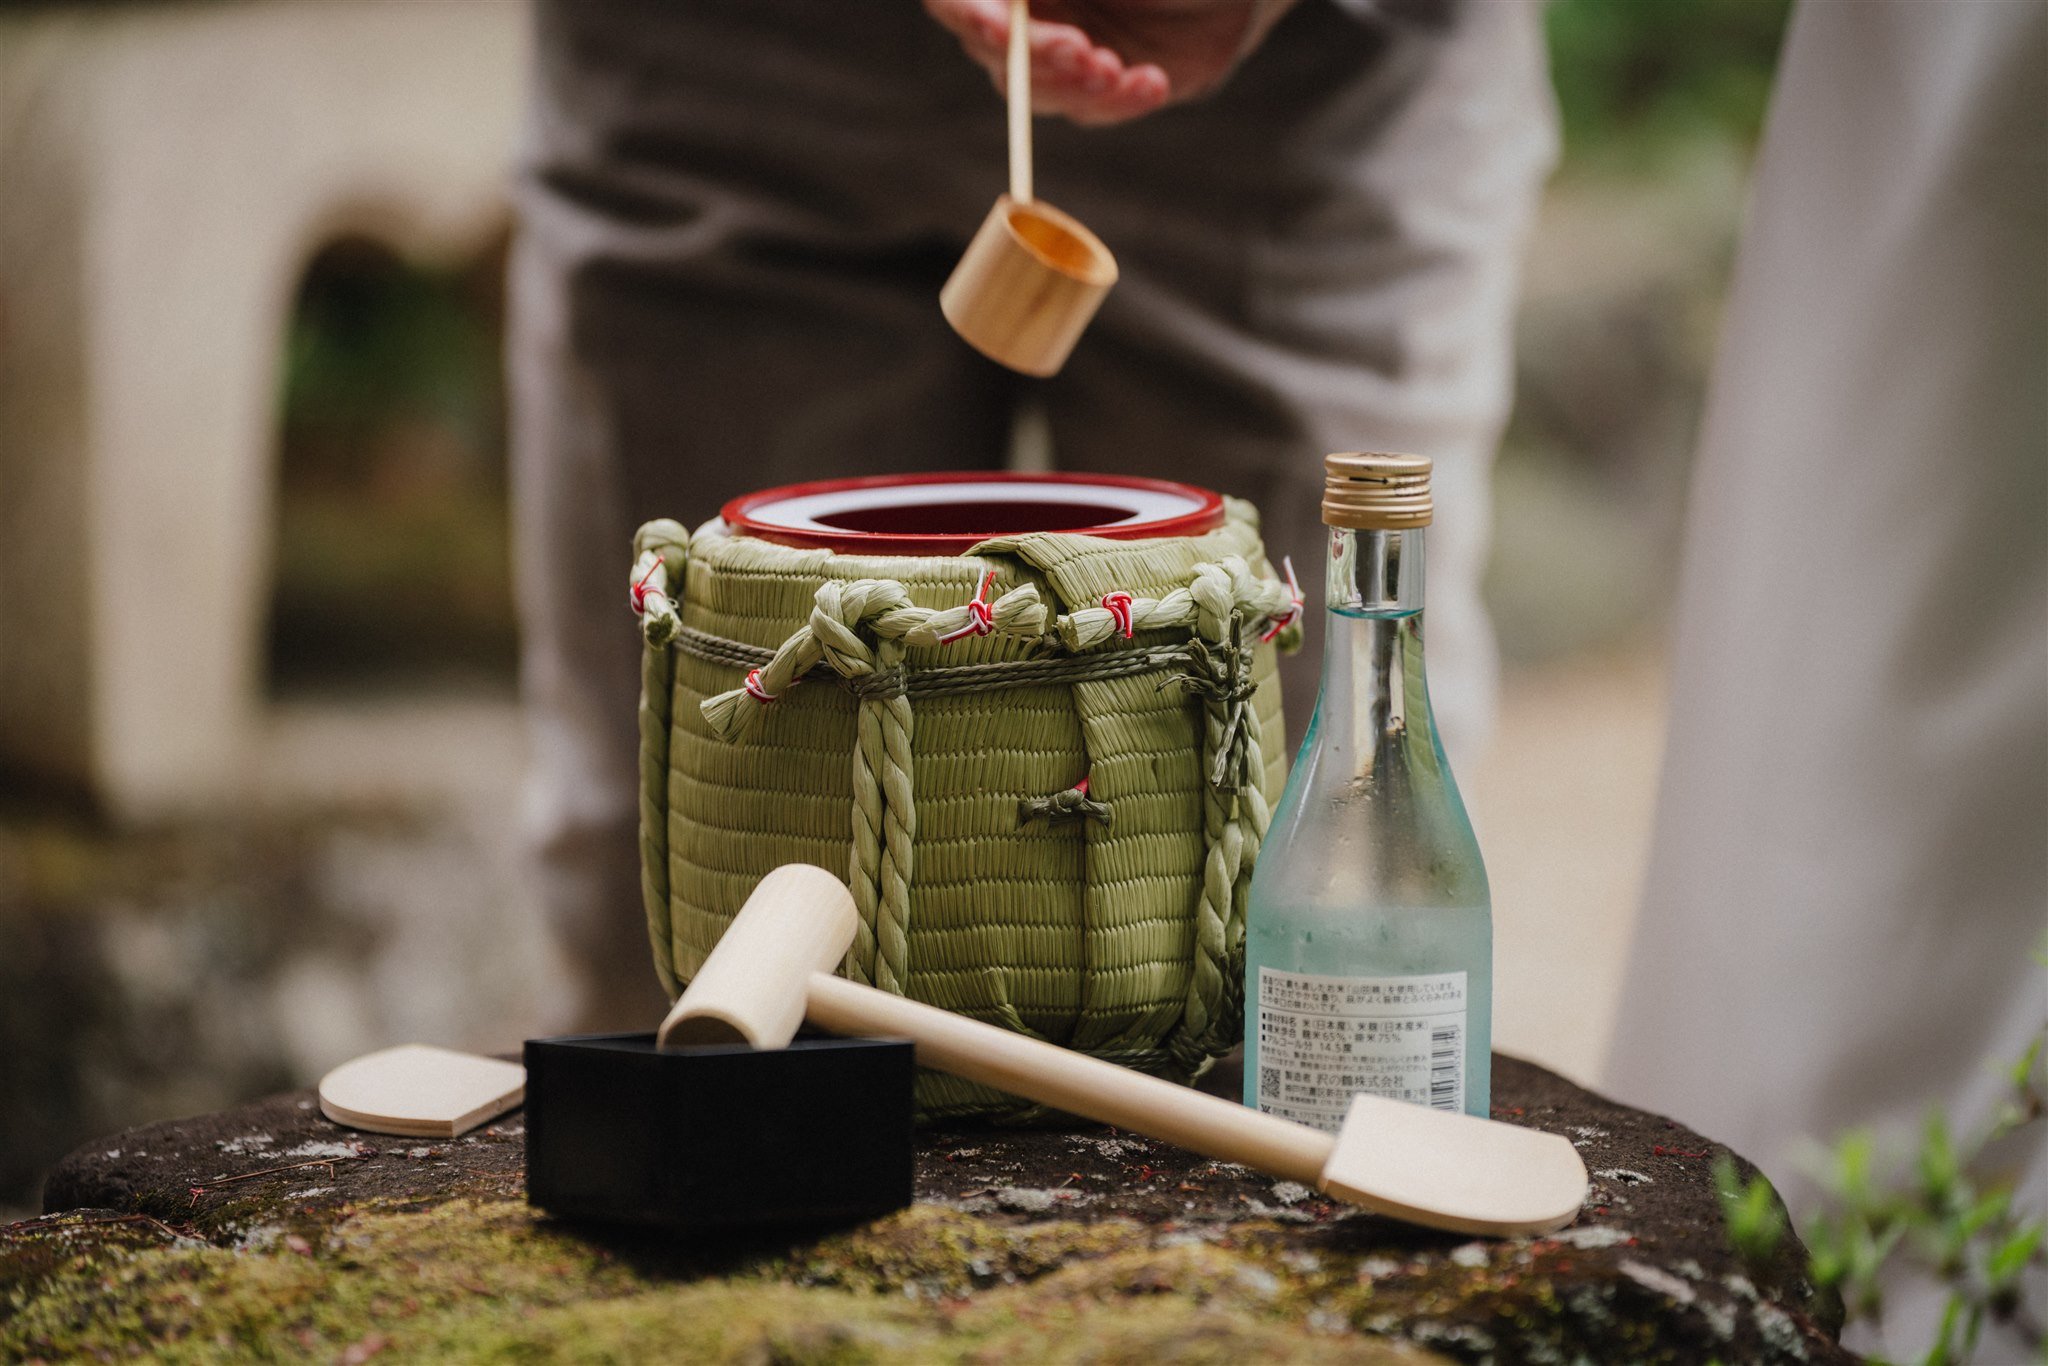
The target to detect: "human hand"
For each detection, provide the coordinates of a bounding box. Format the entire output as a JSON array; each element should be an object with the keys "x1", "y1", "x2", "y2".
[{"x1": 922, "y1": 0, "x2": 1296, "y2": 126}]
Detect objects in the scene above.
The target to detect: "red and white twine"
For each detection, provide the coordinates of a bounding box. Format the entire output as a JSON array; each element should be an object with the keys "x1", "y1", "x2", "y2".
[
  {"x1": 1260, "y1": 556, "x2": 1303, "y2": 643},
  {"x1": 1101, "y1": 589, "x2": 1136, "y2": 639},
  {"x1": 935, "y1": 569, "x2": 1000, "y2": 645},
  {"x1": 630, "y1": 553, "x2": 666, "y2": 615}
]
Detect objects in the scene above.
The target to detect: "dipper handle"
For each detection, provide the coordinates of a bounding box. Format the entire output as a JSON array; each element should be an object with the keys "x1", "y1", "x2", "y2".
[
  {"x1": 1007, "y1": 0, "x2": 1032, "y2": 203},
  {"x1": 805, "y1": 973, "x2": 1335, "y2": 1187}
]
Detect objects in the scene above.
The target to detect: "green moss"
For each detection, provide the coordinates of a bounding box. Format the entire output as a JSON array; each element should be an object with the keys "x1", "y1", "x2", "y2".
[
  {"x1": 2, "y1": 1200, "x2": 624, "y2": 1361},
  {"x1": 0, "y1": 1213, "x2": 184, "y2": 1322},
  {"x1": 956, "y1": 1297, "x2": 1432, "y2": 1365},
  {"x1": 783, "y1": 1206, "x2": 1157, "y2": 1298},
  {"x1": 5, "y1": 1195, "x2": 1800, "y2": 1364},
  {"x1": 427, "y1": 1283, "x2": 924, "y2": 1364},
  {"x1": 2, "y1": 1200, "x2": 1450, "y2": 1364},
  {"x1": 4, "y1": 1204, "x2": 1458, "y2": 1366}
]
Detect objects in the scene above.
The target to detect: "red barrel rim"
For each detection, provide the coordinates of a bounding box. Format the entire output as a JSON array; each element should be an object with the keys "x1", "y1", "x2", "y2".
[{"x1": 721, "y1": 471, "x2": 1227, "y2": 555}]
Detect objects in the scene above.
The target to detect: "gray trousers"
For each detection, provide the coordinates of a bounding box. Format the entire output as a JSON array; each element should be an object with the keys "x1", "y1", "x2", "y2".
[{"x1": 509, "y1": 0, "x2": 1555, "y2": 1028}]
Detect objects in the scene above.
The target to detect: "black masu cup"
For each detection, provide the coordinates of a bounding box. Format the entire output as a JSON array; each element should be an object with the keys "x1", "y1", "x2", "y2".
[{"x1": 523, "y1": 1033, "x2": 916, "y2": 1233}]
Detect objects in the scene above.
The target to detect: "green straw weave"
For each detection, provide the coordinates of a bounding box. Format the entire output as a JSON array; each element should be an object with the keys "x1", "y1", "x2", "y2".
[{"x1": 631, "y1": 499, "x2": 1298, "y2": 1119}]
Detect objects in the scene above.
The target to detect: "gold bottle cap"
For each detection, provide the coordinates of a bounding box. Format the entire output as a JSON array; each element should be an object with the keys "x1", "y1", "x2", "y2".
[{"x1": 1322, "y1": 452, "x2": 1433, "y2": 529}]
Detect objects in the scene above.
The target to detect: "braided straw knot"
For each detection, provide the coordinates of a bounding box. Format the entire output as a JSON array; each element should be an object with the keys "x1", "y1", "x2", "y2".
[
  {"x1": 1017, "y1": 775, "x2": 1113, "y2": 827},
  {"x1": 630, "y1": 554, "x2": 665, "y2": 614},
  {"x1": 1173, "y1": 618, "x2": 1261, "y2": 795},
  {"x1": 934, "y1": 570, "x2": 999, "y2": 645},
  {"x1": 1054, "y1": 556, "x2": 1301, "y2": 652},
  {"x1": 630, "y1": 520, "x2": 690, "y2": 647},
  {"x1": 699, "y1": 568, "x2": 1047, "y2": 741}
]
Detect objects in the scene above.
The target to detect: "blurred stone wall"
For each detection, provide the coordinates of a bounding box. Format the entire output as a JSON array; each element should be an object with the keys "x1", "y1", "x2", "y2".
[{"x1": 0, "y1": 0, "x2": 525, "y2": 817}]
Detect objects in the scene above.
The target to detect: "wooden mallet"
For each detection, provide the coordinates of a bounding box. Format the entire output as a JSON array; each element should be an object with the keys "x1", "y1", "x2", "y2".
[
  {"x1": 939, "y1": 0, "x2": 1118, "y2": 376},
  {"x1": 529, "y1": 865, "x2": 1587, "y2": 1237}
]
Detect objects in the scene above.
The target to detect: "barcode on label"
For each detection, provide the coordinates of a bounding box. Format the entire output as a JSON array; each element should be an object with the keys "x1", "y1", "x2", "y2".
[
  {"x1": 1429, "y1": 1024, "x2": 1461, "y2": 1111},
  {"x1": 1259, "y1": 1067, "x2": 1280, "y2": 1101}
]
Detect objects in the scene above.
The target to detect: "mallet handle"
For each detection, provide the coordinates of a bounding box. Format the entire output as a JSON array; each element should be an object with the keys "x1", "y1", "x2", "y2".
[{"x1": 805, "y1": 973, "x2": 1336, "y2": 1188}]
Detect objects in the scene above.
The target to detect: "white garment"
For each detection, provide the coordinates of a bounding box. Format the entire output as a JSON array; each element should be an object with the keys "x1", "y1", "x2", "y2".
[{"x1": 1606, "y1": 0, "x2": 2047, "y2": 1357}]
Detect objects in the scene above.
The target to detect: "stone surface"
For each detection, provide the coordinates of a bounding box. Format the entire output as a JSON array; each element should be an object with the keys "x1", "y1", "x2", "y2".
[
  {"x1": 0, "y1": 762, "x2": 571, "y2": 1215},
  {"x1": 5, "y1": 1056, "x2": 1849, "y2": 1363}
]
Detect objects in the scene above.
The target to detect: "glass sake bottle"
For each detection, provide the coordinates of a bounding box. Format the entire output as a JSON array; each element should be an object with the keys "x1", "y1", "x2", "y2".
[{"x1": 1244, "y1": 452, "x2": 1492, "y2": 1126}]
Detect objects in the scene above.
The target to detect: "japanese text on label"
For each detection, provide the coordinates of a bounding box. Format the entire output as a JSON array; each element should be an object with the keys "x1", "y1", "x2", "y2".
[{"x1": 1255, "y1": 968, "x2": 1467, "y2": 1130}]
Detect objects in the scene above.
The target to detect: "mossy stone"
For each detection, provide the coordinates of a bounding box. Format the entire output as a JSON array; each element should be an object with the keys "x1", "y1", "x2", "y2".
[{"x1": 5, "y1": 1057, "x2": 1849, "y2": 1363}]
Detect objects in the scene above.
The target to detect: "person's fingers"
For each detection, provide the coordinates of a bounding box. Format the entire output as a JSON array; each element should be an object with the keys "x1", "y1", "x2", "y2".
[
  {"x1": 930, "y1": 0, "x2": 1061, "y2": 72},
  {"x1": 1016, "y1": 22, "x2": 1174, "y2": 121},
  {"x1": 1060, "y1": 63, "x2": 1171, "y2": 125},
  {"x1": 1023, "y1": 20, "x2": 1125, "y2": 97},
  {"x1": 925, "y1": 0, "x2": 1175, "y2": 124},
  {"x1": 921, "y1": 0, "x2": 1007, "y2": 53}
]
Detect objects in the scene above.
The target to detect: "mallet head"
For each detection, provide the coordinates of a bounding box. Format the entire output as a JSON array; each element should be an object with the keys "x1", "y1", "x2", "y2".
[{"x1": 656, "y1": 864, "x2": 859, "y2": 1050}]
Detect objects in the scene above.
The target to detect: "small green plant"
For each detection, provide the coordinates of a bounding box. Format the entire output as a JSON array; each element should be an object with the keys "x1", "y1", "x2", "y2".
[
  {"x1": 1714, "y1": 1151, "x2": 1789, "y2": 1269},
  {"x1": 1717, "y1": 1030, "x2": 2046, "y2": 1365}
]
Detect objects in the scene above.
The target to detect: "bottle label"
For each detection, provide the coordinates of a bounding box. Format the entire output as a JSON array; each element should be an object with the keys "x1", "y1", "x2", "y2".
[{"x1": 1255, "y1": 967, "x2": 1467, "y2": 1129}]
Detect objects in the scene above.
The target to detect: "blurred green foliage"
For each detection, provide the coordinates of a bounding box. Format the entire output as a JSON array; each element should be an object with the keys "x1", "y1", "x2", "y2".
[
  {"x1": 1546, "y1": 0, "x2": 1793, "y2": 165},
  {"x1": 280, "y1": 239, "x2": 502, "y2": 489},
  {"x1": 1489, "y1": 0, "x2": 1795, "y2": 661},
  {"x1": 1716, "y1": 1023, "x2": 2047, "y2": 1366},
  {"x1": 1713, "y1": 1152, "x2": 1791, "y2": 1271},
  {"x1": 269, "y1": 239, "x2": 514, "y2": 696}
]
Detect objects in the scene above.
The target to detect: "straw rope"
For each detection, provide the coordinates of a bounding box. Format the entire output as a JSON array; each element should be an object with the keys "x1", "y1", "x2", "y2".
[
  {"x1": 698, "y1": 578, "x2": 1048, "y2": 742},
  {"x1": 692, "y1": 564, "x2": 1294, "y2": 731},
  {"x1": 1195, "y1": 624, "x2": 1275, "y2": 1072},
  {"x1": 1055, "y1": 555, "x2": 1296, "y2": 651},
  {"x1": 669, "y1": 626, "x2": 1197, "y2": 698},
  {"x1": 844, "y1": 628, "x2": 915, "y2": 995},
  {"x1": 687, "y1": 562, "x2": 1284, "y2": 1080},
  {"x1": 629, "y1": 519, "x2": 690, "y2": 998}
]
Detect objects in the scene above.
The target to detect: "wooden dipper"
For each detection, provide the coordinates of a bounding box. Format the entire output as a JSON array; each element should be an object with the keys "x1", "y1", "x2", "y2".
[{"x1": 939, "y1": 0, "x2": 1118, "y2": 377}]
